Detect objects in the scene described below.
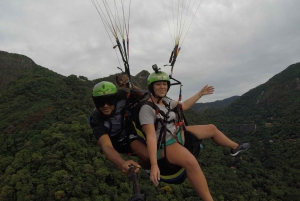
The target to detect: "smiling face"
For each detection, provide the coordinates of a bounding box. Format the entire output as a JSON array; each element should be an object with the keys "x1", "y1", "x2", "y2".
[
  {"x1": 93, "y1": 94, "x2": 116, "y2": 116},
  {"x1": 98, "y1": 103, "x2": 115, "y2": 116},
  {"x1": 153, "y1": 81, "x2": 168, "y2": 97}
]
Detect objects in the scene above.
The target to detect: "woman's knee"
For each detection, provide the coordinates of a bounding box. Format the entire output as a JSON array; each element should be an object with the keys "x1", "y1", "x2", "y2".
[
  {"x1": 207, "y1": 124, "x2": 218, "y2": 131},
  {"x1": 168, "y1": 149, "x2": 199, "y2": 170},
  {"x1": 182, "y1": 155, "x2": 199, "y2": 170}
]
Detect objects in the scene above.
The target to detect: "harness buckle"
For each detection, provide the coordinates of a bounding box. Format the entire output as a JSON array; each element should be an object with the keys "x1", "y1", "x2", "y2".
[{"x1": 175, "y1": 121, "x2": 184, "y2": 127}]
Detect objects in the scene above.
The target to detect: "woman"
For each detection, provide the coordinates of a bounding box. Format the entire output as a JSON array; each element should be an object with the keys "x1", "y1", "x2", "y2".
[{"x1": 139, "y1": 71, "x2": 250, "y2": 200}]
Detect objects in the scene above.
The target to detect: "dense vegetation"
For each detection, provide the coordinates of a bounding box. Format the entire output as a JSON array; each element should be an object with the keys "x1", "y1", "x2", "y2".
[{"x1": 0, "y1": 51, "x2": 299, "y2": 200}]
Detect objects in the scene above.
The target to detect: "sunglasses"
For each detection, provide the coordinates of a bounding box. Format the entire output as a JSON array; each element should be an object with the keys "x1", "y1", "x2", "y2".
[{"x1": 93, "y1": 95, "x2": 116, "y2": 107}]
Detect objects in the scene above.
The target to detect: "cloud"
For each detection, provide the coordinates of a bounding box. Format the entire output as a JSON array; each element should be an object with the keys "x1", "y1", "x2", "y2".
[{"x1": 1, "y1": 0, "x2": 299, "y2": 102}]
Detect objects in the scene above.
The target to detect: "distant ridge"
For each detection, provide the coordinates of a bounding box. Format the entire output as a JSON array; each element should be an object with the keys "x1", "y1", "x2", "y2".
[
  {"x1": 0, "y1": 50, "x2": 36, "y2": 89},
  {"x1": 192, "y1": 96, "x2": 240, "y2": 111}
]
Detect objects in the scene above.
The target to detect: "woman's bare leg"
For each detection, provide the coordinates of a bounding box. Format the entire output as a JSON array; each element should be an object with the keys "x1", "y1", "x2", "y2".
[
  {"x1": 186, "y1": 124, "x2": 238, "y2": 149},
  {"x1": 162, "y1": 143, "x2": 213, "y2": 201}
]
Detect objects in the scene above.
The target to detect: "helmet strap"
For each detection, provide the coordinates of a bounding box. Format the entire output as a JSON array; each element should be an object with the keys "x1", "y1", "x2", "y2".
[{"x1": 155, "y1": 96, "x2": 163, "y2": 104}]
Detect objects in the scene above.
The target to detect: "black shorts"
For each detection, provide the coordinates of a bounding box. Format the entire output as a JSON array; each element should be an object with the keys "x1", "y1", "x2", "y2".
[{"x1": 110, "y1": 127, "x2": 140, "y2": 154}]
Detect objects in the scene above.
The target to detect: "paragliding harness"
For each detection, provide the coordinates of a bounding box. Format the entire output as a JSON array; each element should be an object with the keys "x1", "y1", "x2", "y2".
[{"x1": 127, "y1": 90, "x2": 202, "y2": 184}]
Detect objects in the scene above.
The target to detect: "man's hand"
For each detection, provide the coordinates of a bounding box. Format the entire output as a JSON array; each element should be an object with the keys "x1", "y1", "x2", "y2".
[{"x1": 121, "y1": 160, "x2": 141, "y2": 175}]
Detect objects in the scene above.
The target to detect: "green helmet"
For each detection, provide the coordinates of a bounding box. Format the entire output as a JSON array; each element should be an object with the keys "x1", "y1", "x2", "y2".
[
  {"x1": 147, "y1": 71, "x2": 170, "y2": 85},
  {"x1": 92, "y1": 81, "x2": 117, "y2": 109},
  {"x1": 92, "y1": 81, "x2": 117, "y2": 97},
  {"x1": 147, "y1": 71, "x2": 171, "y2": 96}
]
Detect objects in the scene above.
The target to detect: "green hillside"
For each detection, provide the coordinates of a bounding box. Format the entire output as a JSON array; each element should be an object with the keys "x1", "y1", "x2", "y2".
[
  {"x1": 223, "y1": 63, "x2": 300, "y2": 140},
  {"x1": 196, "y1": 63, "x2": 300, "y2": 201},
  {"x1": 1, "y1": 50, "x2": 300, "y2": 200}
]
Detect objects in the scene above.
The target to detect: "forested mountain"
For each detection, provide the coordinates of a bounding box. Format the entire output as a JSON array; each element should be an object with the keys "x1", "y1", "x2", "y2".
[
  {"x1": 0, "y1": 50, "x2": 299, "y2": 201},
  {"x1": 196, "y1": 63, "x2": 300, "y2": 200}
]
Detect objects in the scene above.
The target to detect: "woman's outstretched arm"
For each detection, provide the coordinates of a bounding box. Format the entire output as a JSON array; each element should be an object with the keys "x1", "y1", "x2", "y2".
[{"x1": 181, "y1": 85, "x2": 214, "y2": 110}]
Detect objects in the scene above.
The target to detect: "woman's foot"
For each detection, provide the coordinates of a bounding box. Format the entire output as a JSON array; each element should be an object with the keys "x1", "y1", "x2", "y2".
[{"x1": 230, "y1": 143, "x2": 250, "y2": 156}]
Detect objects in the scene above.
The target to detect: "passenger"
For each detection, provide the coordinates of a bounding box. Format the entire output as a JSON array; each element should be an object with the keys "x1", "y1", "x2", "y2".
[{"x1": 139, "y1": 71, "x2": 250, "y2": 200}]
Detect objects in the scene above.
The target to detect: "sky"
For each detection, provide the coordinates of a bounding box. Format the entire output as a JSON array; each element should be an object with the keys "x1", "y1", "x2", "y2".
[{"x1": 1, "y1": 0, "x2": 300, "y2": 102}]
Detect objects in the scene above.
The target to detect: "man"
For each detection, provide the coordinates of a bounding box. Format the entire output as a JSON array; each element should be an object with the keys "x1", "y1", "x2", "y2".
[{"x1": 89, "y1": 79, "x2": 149, "y2": 175}]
